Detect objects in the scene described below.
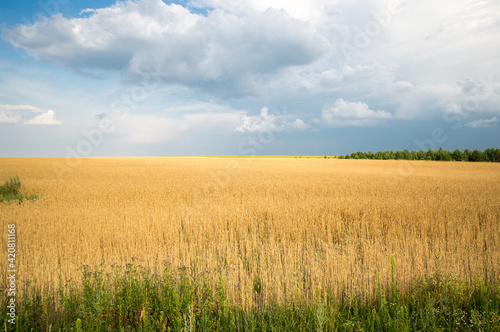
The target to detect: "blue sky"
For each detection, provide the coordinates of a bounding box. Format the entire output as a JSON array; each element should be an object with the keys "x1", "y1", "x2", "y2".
[{"x1": 0, "y1": 0, "x2": 499, "y2": 157}]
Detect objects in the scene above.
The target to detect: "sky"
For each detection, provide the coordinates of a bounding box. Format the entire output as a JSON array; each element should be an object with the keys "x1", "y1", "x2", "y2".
[{"x1": 0, "y1": 0, "x2": 499, "y2": 157}]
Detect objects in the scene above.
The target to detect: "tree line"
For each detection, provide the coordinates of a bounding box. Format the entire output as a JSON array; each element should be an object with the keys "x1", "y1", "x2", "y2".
[{"x1": 337, "y1": 148, "x2": 500, "y2": 162}]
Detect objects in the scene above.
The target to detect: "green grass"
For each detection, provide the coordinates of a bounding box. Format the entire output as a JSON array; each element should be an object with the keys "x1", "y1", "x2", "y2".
[
  {"x1": 0, "y1": 175, "x2": 38, "y2": 204},
  {"x1": 1, "y1": 258, "x2": 499, "y2": 331}
]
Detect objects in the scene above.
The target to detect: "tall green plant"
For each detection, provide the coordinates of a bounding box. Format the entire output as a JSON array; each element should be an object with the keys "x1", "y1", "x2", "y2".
[{"x1": 0, "y1": 175, "x2": 38, "y2": 204}]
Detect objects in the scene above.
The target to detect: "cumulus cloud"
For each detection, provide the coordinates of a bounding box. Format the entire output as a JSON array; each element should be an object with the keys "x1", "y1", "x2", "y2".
[
  {"x1": 319, "y1": 98, "x2": 391, "y2": 127},
  {"x1": 24, "y1": 110, "x2": 62, "y2": 125},
  {"x1": 190, "y1": 0, "x2": 334, "y2": 22},
  {"x1": 2, "y1": 0, "x2": 500, "y2": 126},
  {"x1": 463, "y1": 116, "x2": 498, "y2": 128},
  {"x1": 235, "y1": 107, "x2": 309, "y2": 133},
  {"x1": 2, "y1": 0, "x2": 329, "y2": 98},
  {"x1": 319, "y1": 69, "x2": 339, "y2": 87},
  {"x1": 0, "y1": 104, "x2": 61, "y2": 125},
  {"x1": 328, "y1": 0, "x2": 500, "y2": 120}
]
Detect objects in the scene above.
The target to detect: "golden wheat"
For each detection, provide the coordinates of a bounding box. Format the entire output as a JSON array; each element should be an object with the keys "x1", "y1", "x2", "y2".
[{"x1": 1, "y1": 157, "x2": 499, "y2": 308}]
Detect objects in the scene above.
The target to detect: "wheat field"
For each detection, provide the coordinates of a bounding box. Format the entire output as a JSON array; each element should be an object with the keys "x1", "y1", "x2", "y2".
[{"x1": 1, "y1": 157, "x2": 499, "y2": 308}]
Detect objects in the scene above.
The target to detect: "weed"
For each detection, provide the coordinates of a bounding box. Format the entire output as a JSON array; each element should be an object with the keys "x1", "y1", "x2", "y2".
[{"x1": 0, "y1": 175, "x2": 38, "y2": 204}]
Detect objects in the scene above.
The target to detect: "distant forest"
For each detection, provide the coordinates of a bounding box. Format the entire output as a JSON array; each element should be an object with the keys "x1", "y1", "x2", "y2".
[{"x1": 337, "y1": 148, "x2": 500, "y2": 162}]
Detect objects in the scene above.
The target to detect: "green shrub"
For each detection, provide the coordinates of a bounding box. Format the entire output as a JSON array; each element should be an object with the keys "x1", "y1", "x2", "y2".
[
  {"x1": 0, "y1": 175, "x2": 21, "y2": 196},
  {"x1": 0, "y1": 175, "x2": 38, "y2": 204}
]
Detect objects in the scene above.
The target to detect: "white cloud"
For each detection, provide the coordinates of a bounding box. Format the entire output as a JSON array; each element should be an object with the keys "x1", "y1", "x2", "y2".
[
  {"x1": 391, "y1": 81, "x2": 414, "y2": 94},
  {"x1": 463, "y1": 116, "x2": 498, "y2": 128},
  {"x1": 0, "y1": 104, "x2": 45, "y2": 112},
  {"x1": 2, "y1": 0, "x2": 499, "y2": 126},
  {"x1": 326, "y1": 0, "x2": 500, "y2": 120},
  {"x1": 393, "y1": 84, "x2": 462, "y2": 120},
  {"x1": 319, "y1": 98, "x2": 391, "y2": 127},
  {"x1": 190, "y1": 0, "x2": 333, "y2": 22},
  {"x1": 0, "y1": 113, "x2": 21, "y2": 124},
  {"x1": 319, "y1": 69, "x2": 340, "y2": 87},
  {"x1": 0, "y1": 104, "x2": 61, "y2": 125},
  {"x1": 235, "y1": 107, "x2": 309, "y2": 133},
  {"x1": 455, "y1": 76, "x2": 500, "y2": 114},
  {"x1": 24, "y1": 110, "x2": 62, "y2": 125},
  {"x1": 392, "y1": 79, "x2": 500, "y2": 120},
  {"x1": 2, "y1": 0, "x2": 329, "y2": 98}
]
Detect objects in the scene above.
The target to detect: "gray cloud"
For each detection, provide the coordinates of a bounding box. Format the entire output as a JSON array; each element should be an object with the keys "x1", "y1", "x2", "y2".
[
  {"x1": 2, "y1": 0, "x2": 499, "y2": 126},
  {"x1": 3, "y1": 0, "x2": 329, "y2": 98}
]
